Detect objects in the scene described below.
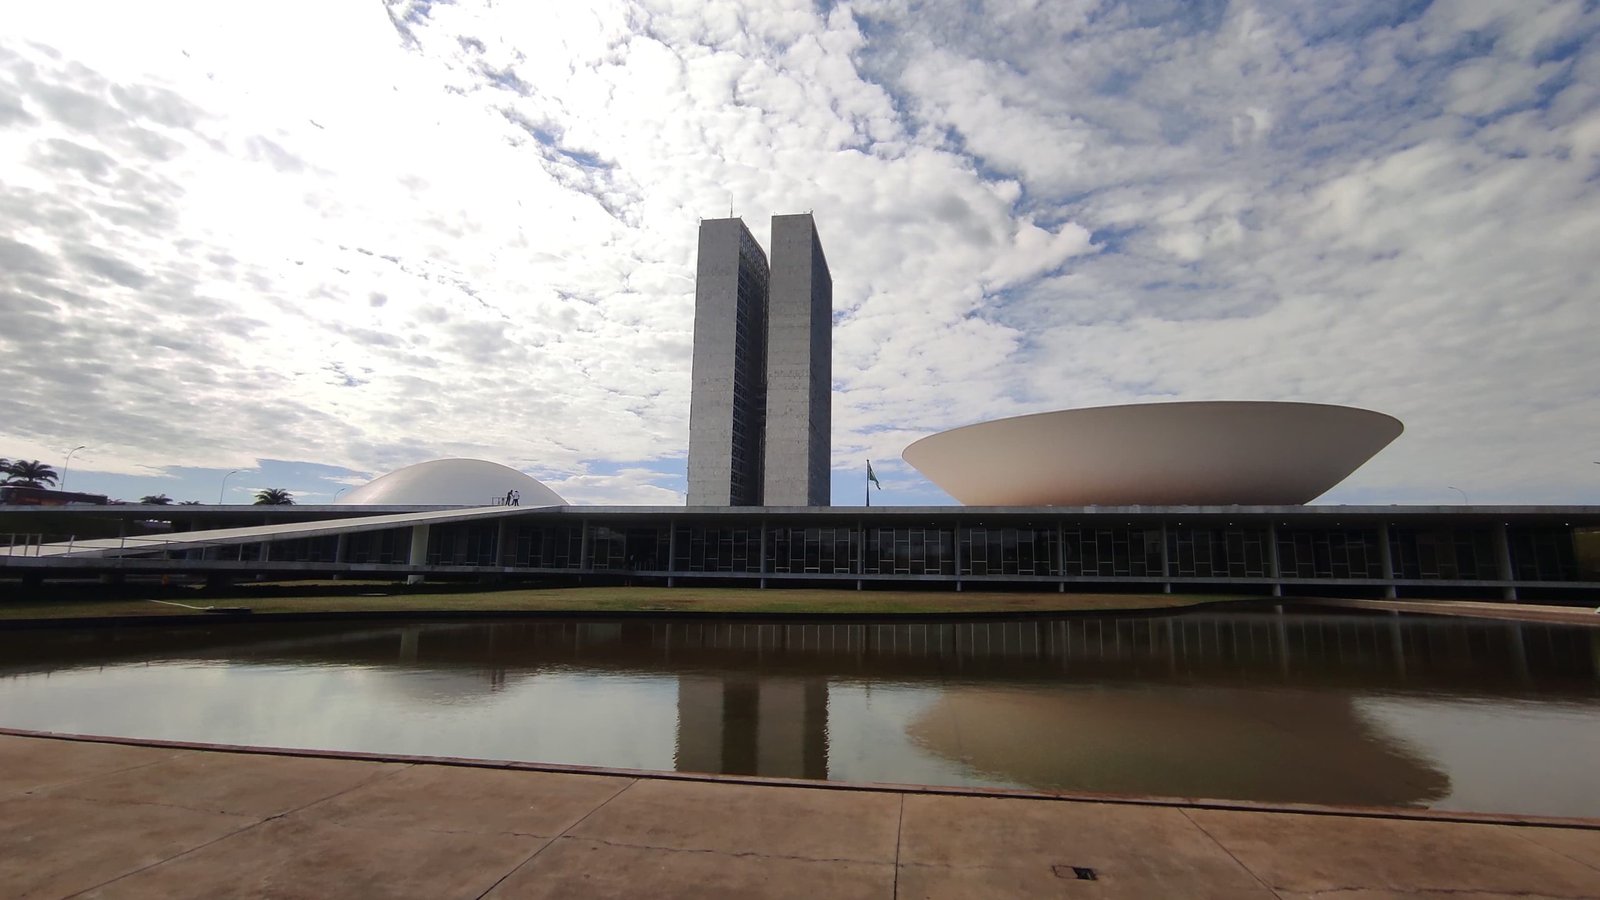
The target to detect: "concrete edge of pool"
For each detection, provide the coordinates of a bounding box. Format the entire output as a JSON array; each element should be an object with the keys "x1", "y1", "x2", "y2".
[
  {"x1": 4, "y1": 726, "x2": 1598, "y2": 831},
  {"x1": 3, "y1": 730, "x2": 1599, "y2": 899},
  {"x1": 0, "y1": 595, "x2": 1596, "y2": 630}
]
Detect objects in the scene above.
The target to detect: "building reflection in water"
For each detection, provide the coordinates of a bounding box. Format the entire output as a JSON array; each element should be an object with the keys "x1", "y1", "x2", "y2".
[
  {"x1": 676, "y1": 675, "x2": 827, "y2": 779},
  {"x1": 1, "y1": 611, "x2": 1597, "y2": 813}
]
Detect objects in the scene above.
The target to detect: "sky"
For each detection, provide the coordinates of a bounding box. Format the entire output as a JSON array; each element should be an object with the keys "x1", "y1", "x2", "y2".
[{"x1": 2, "y1": 0, "x2": 1598, "y2": 507}]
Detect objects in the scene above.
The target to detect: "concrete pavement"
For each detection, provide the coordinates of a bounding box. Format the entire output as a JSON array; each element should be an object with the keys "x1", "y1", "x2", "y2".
[
  {"x1": 1303, "y1": 596, "x2": 1600, "y2": 627},
  {"x1": 2, "y1": 733, "x2": 1598, "y2": 899}
]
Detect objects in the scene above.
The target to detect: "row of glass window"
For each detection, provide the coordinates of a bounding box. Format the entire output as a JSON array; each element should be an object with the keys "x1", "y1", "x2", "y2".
[{"x1": 237, "y1": 523, "x2": 1592, "y2": 583}]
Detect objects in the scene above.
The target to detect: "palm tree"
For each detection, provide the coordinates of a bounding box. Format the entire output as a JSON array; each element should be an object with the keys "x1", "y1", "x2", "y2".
[
  {"x1": 179, "y1": 500, "x2": 202, "y2": 506},
  {"x1": 140, "y1": 494, "x2": 174, "y2": 505},
  {"x1": 254, "y1": 488, "x2": 295, "y2": 505},
  {"x1": 3, "y1": 459, "x2": 58, "y2": 488}
]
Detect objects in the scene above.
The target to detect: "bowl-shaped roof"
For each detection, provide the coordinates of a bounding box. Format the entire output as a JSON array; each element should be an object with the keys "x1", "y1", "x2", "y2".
[
  {"x1": 901, "y1": 401, "x2": 1402, "y2": 506},
  {"x1": 337, "y1": 458, "x2": 565, "y2": 507}
]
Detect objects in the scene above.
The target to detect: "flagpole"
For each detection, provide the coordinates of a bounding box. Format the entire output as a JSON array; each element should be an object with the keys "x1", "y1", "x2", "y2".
[{"x1": 865, "y1": 460, "x2": 871, "y2": 507}]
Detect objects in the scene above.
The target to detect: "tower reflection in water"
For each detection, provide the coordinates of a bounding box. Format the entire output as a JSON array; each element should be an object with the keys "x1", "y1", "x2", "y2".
[
  {"x1": 676, "y1": 675, "x2": 828, "y2": 780},
  {"x1": 2, "y1": 611, "x2": 1596, "y2": 814},
  {"x1": 637, "y1": 613, "x2": 1596, "y2": 808}
]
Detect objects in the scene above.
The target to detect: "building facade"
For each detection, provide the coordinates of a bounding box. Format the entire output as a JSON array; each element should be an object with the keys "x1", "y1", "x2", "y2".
[
  {"x1": 763, "y1": 214, "x2": 832, "y2": 506},
  {"x1": 8, "y1": 504, "x2": 1597, "y2": 603},
  {"x1": 687, "y1": 218, "x2": 770, "y2": 506},
  {"x1": 687, "y1": 215, "x2": 832, "y2": 507}
]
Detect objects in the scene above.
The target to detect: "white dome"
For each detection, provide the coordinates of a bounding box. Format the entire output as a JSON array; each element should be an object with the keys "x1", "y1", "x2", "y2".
[
  {"x1": 337, "y1": 458, "x2": 566, "y2": 507},
  {"x1": 902, "y1": 401, "x2": 1403, "y2": 506}
]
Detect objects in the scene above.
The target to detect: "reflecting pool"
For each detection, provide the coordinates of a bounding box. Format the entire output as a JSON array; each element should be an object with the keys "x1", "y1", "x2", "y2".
[{"x1": 1, "y1": 611, "x2": 1596, "y2": 817}]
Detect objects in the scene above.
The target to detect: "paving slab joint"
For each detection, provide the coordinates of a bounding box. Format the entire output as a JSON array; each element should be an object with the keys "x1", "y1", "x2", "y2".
[{"x1": 470, "y1": 777, "x2": 638, "y2": 900}]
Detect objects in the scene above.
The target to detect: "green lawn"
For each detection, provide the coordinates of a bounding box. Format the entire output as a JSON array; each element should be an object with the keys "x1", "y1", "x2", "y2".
[{"x1": 0, "y1": 582, "x2": 1244, "y2": 620}]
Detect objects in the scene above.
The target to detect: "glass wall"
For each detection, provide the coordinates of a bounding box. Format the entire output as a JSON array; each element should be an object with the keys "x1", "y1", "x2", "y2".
[
  {"x1": 768, "y1": 525, "x2": 857, "y2": 575},
  {"x1": 960, "y1": 526, "x2": 1057, "y2": 576},
  {"x1": 244, "y1": 514, "x2": 1600, "y2": 590},
  {"x1": 1063, "y1": 527, "x2": 1162, "y2": 577},
  {"x1": 1389, "y1": 527, "x2": 1496, "y2": 580},
  {"x1": 863, "y1": 526, "x2": 954, "y2": 576},
  {"x1": 1276, "y1": 528, "x2": 1384, "y2": 579},
  {"x1": 426, "y1": 522, "x2": 500, "y2": 566},
  {"x1": 504, "y1": 523, "x2": 583, "y2": 569},
  {"x1": 1167, "y1": 526, "x2": 1270, "y2": 578},
  {"x1": 345, "y1": 528, "x2": 411, "y2": 564},
  {"x1": 674, "y1": 524, "x2": 762, "y2": 573},
  {"x1": 265, "y1": 535, "x2": 341, "y2": 563},
  {"x1": 1508, "y1": 527, "x2": 1580, "y2": 582},
  {"x1": 590, "y1": 525, "x2": 671, "y2": 571}
]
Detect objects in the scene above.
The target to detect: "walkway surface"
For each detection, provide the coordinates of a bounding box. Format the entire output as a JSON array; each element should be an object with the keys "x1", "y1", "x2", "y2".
[
  {"x1": 3, "y1": 734, "x2": 1599, "y2": 899},
  {"x1": 1305, "y1": 597, "x2": 1600, "y2": 627}
]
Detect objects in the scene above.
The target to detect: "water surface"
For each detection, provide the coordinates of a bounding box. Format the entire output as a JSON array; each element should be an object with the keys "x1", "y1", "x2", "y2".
[{"x1": 0, "y1": 611, "x2": 1596, "y2": 817}]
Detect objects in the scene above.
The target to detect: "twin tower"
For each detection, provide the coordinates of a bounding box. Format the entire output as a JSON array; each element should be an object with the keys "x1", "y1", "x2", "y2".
[{"x1": 688, "y1": 214, "x2": 831, "y2": 507}]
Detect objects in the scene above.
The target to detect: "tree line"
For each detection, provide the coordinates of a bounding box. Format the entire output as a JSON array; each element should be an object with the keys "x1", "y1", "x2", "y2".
[{"x1": 2, "y1": 458, "x2": 296, "y2": 505}]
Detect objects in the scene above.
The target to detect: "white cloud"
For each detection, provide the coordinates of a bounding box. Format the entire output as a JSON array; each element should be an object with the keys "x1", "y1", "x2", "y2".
[{"x1": 2, "y1": 0, "x2": 1598, "y2": 507}]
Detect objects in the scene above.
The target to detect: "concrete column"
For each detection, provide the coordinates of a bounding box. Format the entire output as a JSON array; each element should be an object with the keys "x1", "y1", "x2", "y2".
[
  {"x1": 493, "y1": 519, "x2": 506, "y2": 567},
  {"x1": 667, "y1": 519, "x2": 678, "y2": 588},
  {"x1": 1378, "y1": 523, "x2": 1397, "y2": 598},
  {"x1": 579, "y1": 519, "x2": 590, "y2": 572},
  {"x1": 953, "y1": 520, "x2": 963, "y2": 593},
  {"x1": 856, "y1": 519, "x2": 865, "y2": 576},
  {"x1": 331, "y1": 531, "x2": 349, "y2": 581},
  {"x1": 760, "y1": 518, "x2": 769, "y2": 589},
  {"x1": 1266, "y1": 521, "x2": 1281, "y2": 598},
  {"x1": 1160, "y1": 520, "x2": 1172, "y2": 594},
  {"x1": 1057, "y1": 518, "x2": 1066, "y2": 591},
  {"x1": 1494, "y1": 522, "x2": 1518, "y2": 601},
  {"x1": 407, "y1": 523, "x2": 429, "y2": 585}
]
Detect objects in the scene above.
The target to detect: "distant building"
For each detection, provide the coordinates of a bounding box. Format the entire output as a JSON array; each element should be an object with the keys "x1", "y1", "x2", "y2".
[
  {"x1": 0, "y1": 485, "x2": 108, "y2": 506},
  {"x1": 688, "y1": 214, "x2": 832, "y2": 507}
]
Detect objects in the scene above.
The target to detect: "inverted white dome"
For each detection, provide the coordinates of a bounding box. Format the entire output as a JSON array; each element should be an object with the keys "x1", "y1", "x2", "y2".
[
  {"x1": 337, "y1": 458, "x2": 566, "y2": 507},
  {"x1": 902, "y1": 401, "x2": 1402, "y2": 506}
]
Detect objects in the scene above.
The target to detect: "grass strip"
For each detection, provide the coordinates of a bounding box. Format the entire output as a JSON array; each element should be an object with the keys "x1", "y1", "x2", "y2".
[{"x1": 0, "y1": 583, "x2": 1243, "y2": 620}]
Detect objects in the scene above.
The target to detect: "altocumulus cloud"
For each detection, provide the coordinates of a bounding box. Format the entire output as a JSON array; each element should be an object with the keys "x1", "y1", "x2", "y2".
[{"x1": 1, "y1": 0, "x2": 1597, "y2": 506}]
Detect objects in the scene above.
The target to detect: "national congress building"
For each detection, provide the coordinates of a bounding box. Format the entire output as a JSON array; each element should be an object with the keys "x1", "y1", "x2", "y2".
[
  {"x1": 4, "y1": 216, "x2": 1597, "y2": 602},
  {"x1": 687, "y1": 215, "x2": 831, "y2": 507}
]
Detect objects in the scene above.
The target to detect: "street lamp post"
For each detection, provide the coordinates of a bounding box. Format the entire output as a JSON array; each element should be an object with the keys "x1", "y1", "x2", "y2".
[
  {"x1": 1447, "y1": 486, "x2": 1469, "y2": 505},
  {"x1": 219, "y1": 470, "x2": 242, "y2": 505},
  {"x1": 61, "y1": 445, "x2": 86, "y2": 491}
]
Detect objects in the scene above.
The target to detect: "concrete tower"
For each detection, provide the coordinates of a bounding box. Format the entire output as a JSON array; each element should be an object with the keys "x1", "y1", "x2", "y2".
[
  {"x1": 688, "y1": 214, "x2": 831, "y2": 507},
  {"x1": 687, "y1": 218, "x2": 769, "y2": 506},
  {"x1": 763, "y1": 214, "x2": 832, "y2": 506}
]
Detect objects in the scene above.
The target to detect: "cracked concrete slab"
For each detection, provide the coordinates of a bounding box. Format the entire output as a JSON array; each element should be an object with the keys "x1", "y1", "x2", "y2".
[
  {"x1": 898, "y1": 794, "x2": 1274, "y2": 898},
  {"x1": 0, "y1": 794, "x2": 254, "y2": 898},
  {"x1": 35, "y1": 748, "x2": 402, "y2": 818},
  {"x1": 483, "y1": 836, "x2": 895, "y2": 900},
  {"x1": 303, "y1": 763, "x2": 633, "y2": 837},
  {"x1": 563, "y1": 777, "x2": 902, "y2": 863},
  {"x1": 77, "y1": 815, "x2": 547, "y2": 900},
  {"x1": 0, "y1": 733, "x2": 176, "y2": 795},
  {"x1": 1, "y1": 735, "x2": 1598, "y2": 899},
  {"x1": 1189, "y1": 808, "x2": 1600, "y2": 898},
  {"x1": 1516, "y1": 826, "x2": 1600, "y2": 875}
]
